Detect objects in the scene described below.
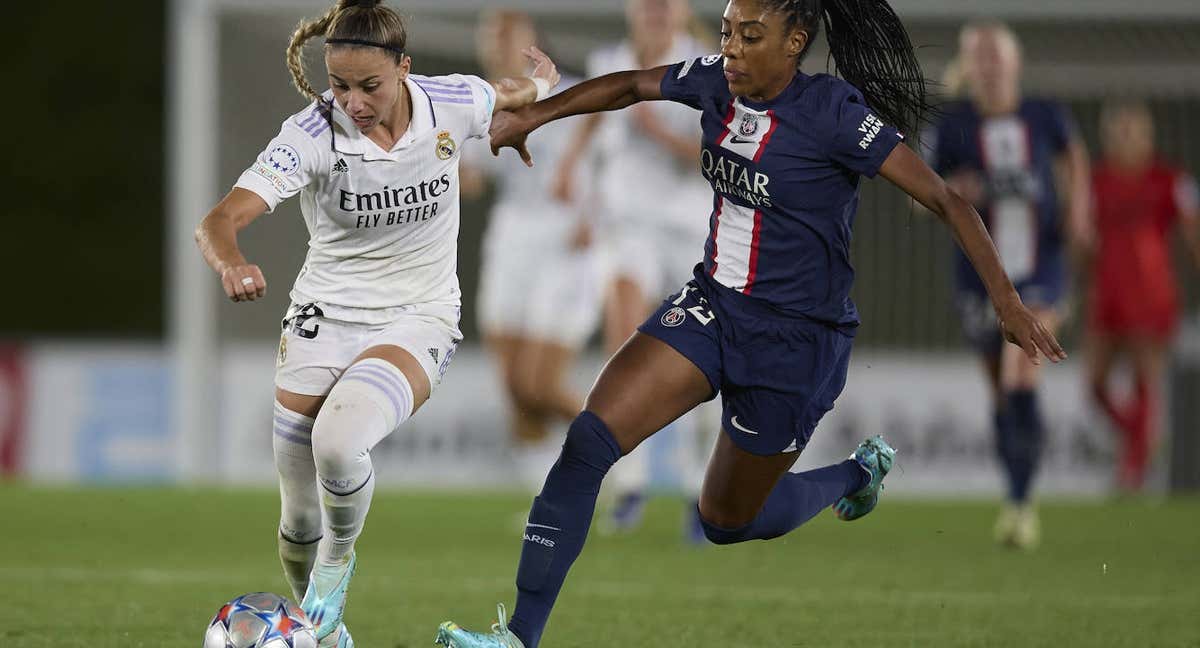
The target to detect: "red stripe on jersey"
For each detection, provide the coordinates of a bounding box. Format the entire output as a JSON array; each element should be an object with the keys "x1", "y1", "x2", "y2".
[
  {"x1": 743, "y1": 209, "x2": 764, "y2": 293},
  {"x1": 716, "y1": 101, "x2": 737, "y2": 147},
  {"x1": 709, "y1": 196, "x2": 723, "y2": 276},
  {"x1": 753, "y1": 110, "x2": 779, "y2": 162}
]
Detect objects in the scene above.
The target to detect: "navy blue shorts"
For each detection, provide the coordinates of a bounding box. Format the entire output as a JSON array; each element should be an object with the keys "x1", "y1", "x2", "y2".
[
  {"x1": 638, "y1": 272, "x2": 853, "y2": 457},
  {"x1": 956, "y1": 250, "x2": 1066, "y2": 356}
]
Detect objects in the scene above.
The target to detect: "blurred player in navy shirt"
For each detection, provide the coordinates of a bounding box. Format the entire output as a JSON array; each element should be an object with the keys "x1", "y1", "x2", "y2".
[
  {"x1": 438, "y1": 3, "x2": 1065, "y2": 647},
  {"x1": 926, "y1": 22, "x2": 1090, "y2": 550}
]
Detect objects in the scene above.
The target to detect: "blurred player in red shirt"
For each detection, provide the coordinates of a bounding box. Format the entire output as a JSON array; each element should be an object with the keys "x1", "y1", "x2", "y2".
[{"x1": 1088, "y1": 100, "x2": 1200, "y2": 491}]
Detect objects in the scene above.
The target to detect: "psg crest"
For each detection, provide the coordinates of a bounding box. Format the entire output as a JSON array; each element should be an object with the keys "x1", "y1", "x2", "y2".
[
  {"x1": 739, "y1": 114, "x2": 759, "y2": 138},
  {"x1": 436, "y1": 130, "x2": 457, "y2": 160},
  {"x1": 661, "y1": 307, "x2": 687, "y2": 328}
]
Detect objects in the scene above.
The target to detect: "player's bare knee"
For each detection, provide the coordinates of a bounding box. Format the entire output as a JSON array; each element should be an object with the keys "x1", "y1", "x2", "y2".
[
  {"x1": 510, "y1": 373, "x2": 548, "y2": 416},
  {"x1": 697, "y1": 497, "x2": 755, "y2": 533}
]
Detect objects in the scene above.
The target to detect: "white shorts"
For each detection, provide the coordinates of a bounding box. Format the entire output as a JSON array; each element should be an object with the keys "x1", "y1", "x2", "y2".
[
  {"x1": 601, "y1": 222, "x2": 708, "y2": 299},
  {"x1": 274, "y1": 301, "x2": 463, "y2": 397},
  {"x1": 477, "y1": 210, "x2": 604, "y2": 348}
]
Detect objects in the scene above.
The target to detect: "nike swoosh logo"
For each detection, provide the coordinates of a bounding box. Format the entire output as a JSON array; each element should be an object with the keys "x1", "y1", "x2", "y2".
[
  {"x1": 525, "y1": 523, "x2": 562, "y2": 531},
  {"x1": 729, "y1": 136, "x2": 757, "y2": 145},
  {"x1": 730, "y1": 416, "x2": 758, "y2": 435}
]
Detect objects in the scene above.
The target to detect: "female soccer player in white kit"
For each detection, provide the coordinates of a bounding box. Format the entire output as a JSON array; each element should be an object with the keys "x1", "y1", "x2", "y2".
[
  {"x1": 193, "y1": 1, "x2": 558, "y2": 645},
  {"x1": 554, "y1": 0, "x2": 716, "y2": 537},
  {"x1": 463, "y1": 11, "x2": 604, "y2": 493}
]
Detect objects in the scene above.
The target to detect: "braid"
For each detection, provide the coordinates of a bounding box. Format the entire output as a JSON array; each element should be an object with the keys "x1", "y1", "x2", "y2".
[
  {"x1": 286, "y1": 6, "x2": 338, "y2": 102},
  {"x1": 285, "y1": 0, "x2": 408, "y2": 104},
  {"x1": 761, "y1": 0, "x2": 932, "y2": 134}
]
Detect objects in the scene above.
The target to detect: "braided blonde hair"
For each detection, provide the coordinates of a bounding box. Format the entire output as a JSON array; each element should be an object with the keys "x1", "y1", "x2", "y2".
[{"x1": 285, "y1": 0, "x2": 408, "y2": 103}]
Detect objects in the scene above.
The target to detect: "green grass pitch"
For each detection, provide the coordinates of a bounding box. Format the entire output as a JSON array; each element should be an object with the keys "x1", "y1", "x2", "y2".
[{"x1": 0, "y1": 485, "x2": 1197, "y2": 647}]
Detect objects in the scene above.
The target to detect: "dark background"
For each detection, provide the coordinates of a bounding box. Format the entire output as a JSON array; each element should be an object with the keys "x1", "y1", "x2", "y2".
[{"x1": 4, "y1": 3, "x2": 1198, "y2": 350}]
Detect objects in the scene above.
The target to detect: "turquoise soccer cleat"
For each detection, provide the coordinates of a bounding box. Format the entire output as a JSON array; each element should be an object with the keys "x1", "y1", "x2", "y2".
[
  {"x1": 435, "y1": 603, "x2": 526, "y2": 648},
  {"x1": 301, "y1": 552, "x2": 357, "y2": 642},
  {"x1": 318, "y1": 623, "x2": 354, "y2": 648},
  {"x1": 833, "y1": 435, "x2": 896, "y2": 521}
]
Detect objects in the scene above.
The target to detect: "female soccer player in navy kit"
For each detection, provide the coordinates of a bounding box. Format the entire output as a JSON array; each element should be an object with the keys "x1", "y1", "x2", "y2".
[
  {"x1": 927, "y1": 22, "x2": 1090, "y2": 549},
  {"x1": 437, "y1": 2, "x2": 1064, "y2": 646}
]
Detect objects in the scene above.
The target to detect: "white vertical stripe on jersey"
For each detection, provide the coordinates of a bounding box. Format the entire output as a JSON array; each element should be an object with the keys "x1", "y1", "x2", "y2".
[
  {"x1": 711, "y1": 198, "x2": 761, "y2": 293},
  {"x1": 980, "y1": 117, "x2": 1037, "y2": 283}
]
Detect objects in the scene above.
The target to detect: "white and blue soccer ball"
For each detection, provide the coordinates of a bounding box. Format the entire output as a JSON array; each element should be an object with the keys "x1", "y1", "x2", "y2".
[{"x1": 204, "y1": 592, "x2": 318, "y2": 648}]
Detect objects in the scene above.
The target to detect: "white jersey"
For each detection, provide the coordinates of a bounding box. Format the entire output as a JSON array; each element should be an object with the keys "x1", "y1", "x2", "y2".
[
  {"x1": 235, "y1": 74, "x2": 496, "y2": 325},
  {"x1": 587, "y1": 36, "x2": 713, "y2": 235},
  {"x1": 463, "y1": 77, "x2": 590, "y2": 229}
]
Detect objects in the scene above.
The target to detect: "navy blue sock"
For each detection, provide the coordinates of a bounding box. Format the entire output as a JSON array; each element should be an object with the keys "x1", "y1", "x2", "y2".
[
  {"x1": 994, "y1": 404, "x2": 1018, "y2": 497},
  {"x1": 508, "y1": 411, "x2": 621, "y2": 648},
  {"x1": 1006, "y1": 389, "x2": 1044, "y2": 503},
  {"x1": 699, "y1": 459, "x2": 865, "y2": 545}
]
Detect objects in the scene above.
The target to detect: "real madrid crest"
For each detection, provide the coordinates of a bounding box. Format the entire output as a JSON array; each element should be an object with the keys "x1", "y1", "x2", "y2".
[
  {"x1": 277, "y1": 333, "x2": 288, "y2": 367},
  {"x1": 436, "y1": 130, "x2": 457, "y2": 160}
]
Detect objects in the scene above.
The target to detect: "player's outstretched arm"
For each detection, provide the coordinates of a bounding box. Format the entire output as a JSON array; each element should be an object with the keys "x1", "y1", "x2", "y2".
[
  {"x1": 490, "y1": 66, "x2": 671, "y2": 166},
  {"x1": 879, "y1": 144, "x2": 1067, "y2": 364},
  {"x1": 489, "y1": 46, "x2": 561, "y2": 114},
  {"x1": 195, "y1": 188, "x2": 270, "y2": 303}
]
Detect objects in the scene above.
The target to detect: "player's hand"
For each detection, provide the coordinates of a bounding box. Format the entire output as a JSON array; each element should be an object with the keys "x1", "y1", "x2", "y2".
[
  {"x1": 221, "y1": 264, "x2": 266, "y2": 302},
  {"x1": 523, "y1": 46, "x2": 560, "y2": 95},
  {"x1": 997, "y1": 298, "x2": 1066, "y2": 364},
  {"x1": 490, "y1": 110, "x2": 536, "y2": 167}
]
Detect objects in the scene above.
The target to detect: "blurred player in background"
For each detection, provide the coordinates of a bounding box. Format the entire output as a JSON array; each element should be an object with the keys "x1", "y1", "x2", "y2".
[
  {"x1": 1088, "y1": 100, "x2": 1200, "y2": 492},
  {"x1": 553, "y1": 0, "x2": 715, "y2": 540},
  {"x1": 461, "y1": 10, "x2": 603, "y2": 495},
  {"x1": 437, "y1": 1, "x2": 1064, "y2": 646},
  {"x1": 194, "y1": 1, "x2": 560, "y2": 645},
  {"x1": 926, "y1": 21, "x2": 1090, "y2": 549}
]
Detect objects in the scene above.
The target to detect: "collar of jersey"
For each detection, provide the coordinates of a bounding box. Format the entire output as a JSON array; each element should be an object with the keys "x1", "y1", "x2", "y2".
[
  {"x1": 325, "y1": 77, "x2": 436, "y2": 161},
  {"x1": 738, "y1": 70, "x2": 812, "y2": 112}
]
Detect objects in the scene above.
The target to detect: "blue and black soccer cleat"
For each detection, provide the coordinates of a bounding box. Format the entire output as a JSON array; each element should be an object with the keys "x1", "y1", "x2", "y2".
[
  {"x1": 436, "y1": 603, "x2": 525, "y2": 648},
  {"x1": 833, "y1": 435, "x2": 896, "y2": 521}
]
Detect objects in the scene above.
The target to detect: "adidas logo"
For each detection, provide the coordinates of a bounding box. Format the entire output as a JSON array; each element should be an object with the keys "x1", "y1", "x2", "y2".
[
  {"x1": 331, "y1": 158, "x2": 349, "y2": 174},
  {"x1": 428, "y1": 347, "x2": 439, "y2": 363}
]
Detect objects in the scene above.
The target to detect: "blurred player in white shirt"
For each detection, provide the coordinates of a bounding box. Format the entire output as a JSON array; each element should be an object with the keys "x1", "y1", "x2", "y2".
[
  {"x1": 553, "y1": 0, "x2": 715, "y2": 541},
  {"x1": 194, "y1": 1, "x2": 558, "y2": 645},
  {"x1": 462, "y1": 11, "x2": 604, "y2": 493}
]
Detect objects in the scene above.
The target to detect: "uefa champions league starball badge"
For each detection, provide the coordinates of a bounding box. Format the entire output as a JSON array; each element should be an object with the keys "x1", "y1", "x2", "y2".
[{"x1": 436, "y1": 130, "x2": 457, "y2": 160}]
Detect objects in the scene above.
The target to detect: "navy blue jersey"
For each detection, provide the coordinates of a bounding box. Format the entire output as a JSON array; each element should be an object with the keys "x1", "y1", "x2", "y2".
[
  {"x1": 927, "y1": 99, "x2": 1074, "y2": 301},
  {"x1": 659, "y1": 55, "x2": 904, "y2": 332}
]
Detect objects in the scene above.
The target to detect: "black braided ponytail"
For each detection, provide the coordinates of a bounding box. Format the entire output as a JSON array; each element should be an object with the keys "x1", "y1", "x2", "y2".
[{"x1": 759, "y1": 0, "x2": 931, "y2": 134}]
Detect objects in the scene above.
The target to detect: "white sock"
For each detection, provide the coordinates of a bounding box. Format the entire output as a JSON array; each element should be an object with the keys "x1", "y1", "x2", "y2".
[
  {"x1": 273, "y1": 401, "x2": 322, "y2": 601},
  {"x1": 312, "y1": 358, "x2": 414, "y2": 567}
]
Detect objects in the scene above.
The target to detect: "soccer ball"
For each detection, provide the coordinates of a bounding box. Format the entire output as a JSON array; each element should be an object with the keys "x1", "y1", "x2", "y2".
[{"x1": 204, "y1": 592, "x2": 318, "y2": 648}]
